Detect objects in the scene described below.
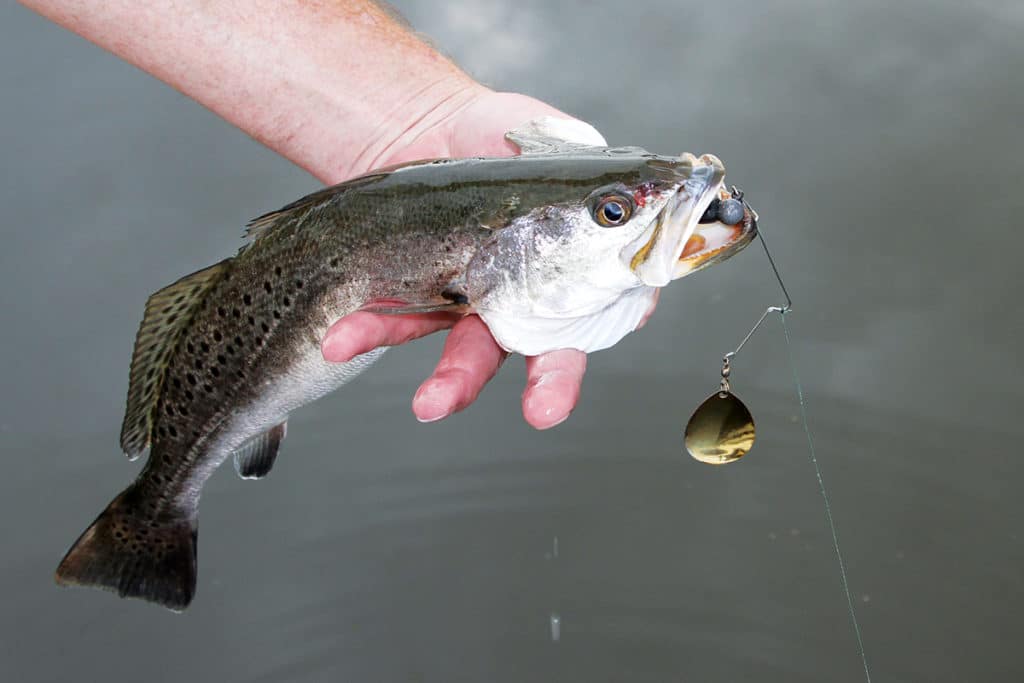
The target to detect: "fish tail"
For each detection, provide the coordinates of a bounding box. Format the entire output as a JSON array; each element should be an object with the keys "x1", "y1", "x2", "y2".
[{"x1": 55, "y1": 484, "x2": 198, "y2": 611}]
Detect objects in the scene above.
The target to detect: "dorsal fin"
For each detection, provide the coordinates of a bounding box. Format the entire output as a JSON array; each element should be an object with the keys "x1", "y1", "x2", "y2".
[
  {"x1": 505, "y1": 116, "x2": 608, "y2": 154},
  {"x1": 244, "y1": 172, "x2": 388, "y2": 243},
  {"x1": 120, "y1": 260, "x2": 231, "y2": 459}
]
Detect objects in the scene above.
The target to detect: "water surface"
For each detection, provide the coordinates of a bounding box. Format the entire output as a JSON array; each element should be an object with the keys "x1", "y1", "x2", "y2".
[{"x1": 2, "y1": 1, "x2": 1022, "y2": 681}]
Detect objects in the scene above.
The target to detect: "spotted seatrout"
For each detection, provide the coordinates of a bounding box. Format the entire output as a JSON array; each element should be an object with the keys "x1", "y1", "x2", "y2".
[{"x1": 55, "y1": 118, "x2": 756, "y2": 609}]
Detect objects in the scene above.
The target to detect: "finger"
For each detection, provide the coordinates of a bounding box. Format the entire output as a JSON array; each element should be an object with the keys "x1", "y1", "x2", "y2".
[
  {"x1": 412, "y1": 315, "x2": 508, "y2": 423},
  {"x1": 321, "y1": 310, "x2": 458, "y2": 362},
  {"x1": 637, "y1": 289, "x2": 661, "y2": 329},
  {"x1": 522, "y1": 349, "x2": 587, "y2": 430}
]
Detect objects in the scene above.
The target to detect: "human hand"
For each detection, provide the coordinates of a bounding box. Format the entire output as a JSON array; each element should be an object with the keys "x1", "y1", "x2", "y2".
[{"x1": 320, "y1": 90, "x2": 659, "y2": 429}]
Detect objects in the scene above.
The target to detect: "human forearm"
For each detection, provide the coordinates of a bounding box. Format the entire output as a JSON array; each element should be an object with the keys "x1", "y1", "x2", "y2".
[{"x1": 19, "y1": 0, "x2": 484, "y2": 183}]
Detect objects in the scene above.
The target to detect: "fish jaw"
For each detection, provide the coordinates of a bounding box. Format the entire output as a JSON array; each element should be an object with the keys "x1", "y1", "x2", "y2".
[
  {"x1": 673, "y1": 187, "x2": 758, "y2": 279},
  {"x1": 625, "y1": 154, "x2": 726, "y2": 286}
]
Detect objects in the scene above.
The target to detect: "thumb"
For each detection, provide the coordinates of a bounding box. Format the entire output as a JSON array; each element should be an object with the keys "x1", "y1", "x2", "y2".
[{"x1": 446, "y1": 91, "x2": 596, "y2": 158}]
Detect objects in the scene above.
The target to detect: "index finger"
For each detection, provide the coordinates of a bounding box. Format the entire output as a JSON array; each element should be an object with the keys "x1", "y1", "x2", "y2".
[{"x1": 321, "y1": 310, "x2": 460, "y2": 362}]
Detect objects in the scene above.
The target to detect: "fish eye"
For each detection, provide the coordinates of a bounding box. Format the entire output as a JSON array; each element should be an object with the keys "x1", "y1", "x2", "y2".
[{"x1": 594, "y1": 195, "x2": 633, "y2": 227}]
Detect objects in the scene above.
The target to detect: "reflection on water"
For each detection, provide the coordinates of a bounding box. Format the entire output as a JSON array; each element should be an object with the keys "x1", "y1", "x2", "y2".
[{"x1": 2, "y1": 1, "x2": 1023, "y2": 681}]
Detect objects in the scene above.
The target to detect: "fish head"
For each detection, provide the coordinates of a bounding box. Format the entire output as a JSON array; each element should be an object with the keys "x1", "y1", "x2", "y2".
[{"x1": 467, "y1": 150, "x2": 757, "y2": 355}]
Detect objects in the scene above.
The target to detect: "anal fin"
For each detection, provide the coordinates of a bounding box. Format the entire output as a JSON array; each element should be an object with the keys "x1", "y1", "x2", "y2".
[{"x1": 233, "y1": 421, "x2": 288, "y2": 480}]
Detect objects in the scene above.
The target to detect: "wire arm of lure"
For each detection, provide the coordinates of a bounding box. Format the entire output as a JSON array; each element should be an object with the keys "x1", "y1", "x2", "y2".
[{"x1": 722, "y1": 190, "x2": 792, "y2": 366}]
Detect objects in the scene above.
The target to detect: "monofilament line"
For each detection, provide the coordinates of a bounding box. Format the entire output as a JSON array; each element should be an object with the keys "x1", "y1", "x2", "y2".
[
  {"x1": 745, "y1": 220, "x2": 871, "y2": 681},
  {"x1": 781, "y1": 313, "x2": 872, "y2": 683}
]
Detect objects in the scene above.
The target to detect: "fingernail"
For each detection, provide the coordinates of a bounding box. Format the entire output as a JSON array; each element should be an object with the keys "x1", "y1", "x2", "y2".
[
  {"x1": 524, "y1": 385, "x2": 570, "y2": 430},
  {"x1": 413, "y1": 383, "x2": 451, "y2": 423}
]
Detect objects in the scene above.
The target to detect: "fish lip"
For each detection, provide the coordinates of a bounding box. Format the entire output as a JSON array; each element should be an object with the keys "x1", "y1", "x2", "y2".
[
  {"x1": 672, "y1": 187, "x2": 758, "y2": 279},
  {"x1": 627, "y1": 154, "x2": 726, "y2": 286}
]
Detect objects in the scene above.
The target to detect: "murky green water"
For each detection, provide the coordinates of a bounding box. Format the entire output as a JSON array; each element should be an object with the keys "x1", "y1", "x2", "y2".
[{"x1": 2, "y1": 1, "x2": 1022, "y2": 681}]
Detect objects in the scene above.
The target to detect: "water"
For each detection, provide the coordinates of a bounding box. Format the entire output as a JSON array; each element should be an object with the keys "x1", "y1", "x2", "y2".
[{"x1": 2, "y1": 1, "x2": 1022, "y2": 681}]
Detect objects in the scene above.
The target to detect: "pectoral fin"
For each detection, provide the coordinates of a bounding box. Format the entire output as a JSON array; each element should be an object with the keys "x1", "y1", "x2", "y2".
[
  {"x1": 233, "y1": 421, "x2": 287, "y2": 480},
  {"x1": 358, "y1": 291, "x2": 470, "y2": 316}
]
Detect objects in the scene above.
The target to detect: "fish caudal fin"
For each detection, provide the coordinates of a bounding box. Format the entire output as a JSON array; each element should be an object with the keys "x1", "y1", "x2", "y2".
[{"x1": 55, "y1": 486, "x2": 198, "y2": 611}]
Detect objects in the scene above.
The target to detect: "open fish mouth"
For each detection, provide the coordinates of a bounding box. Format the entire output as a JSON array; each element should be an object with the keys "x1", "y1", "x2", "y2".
[
  {"x1": 628, "y1": 153, "x2": 727, "y2": 286},
  {"x1": 673, "y1": 185, "x2": 758, "y2": 279}
]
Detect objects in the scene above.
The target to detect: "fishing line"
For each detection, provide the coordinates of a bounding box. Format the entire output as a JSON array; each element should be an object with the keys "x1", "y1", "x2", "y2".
[
  {"x1": 760, "y1": 226, "x2": 872, "y2": 682},
  {"x1": 685, "y1": 197, "x2": 872, "y2": 681},
  {"x1": 781, "y1": 313, "x2": 872, "y2": 683}
]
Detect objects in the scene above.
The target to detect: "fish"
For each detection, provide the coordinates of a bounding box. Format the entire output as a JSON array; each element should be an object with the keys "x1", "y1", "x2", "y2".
[{"x1": 54, "y1": 117, "x2": 757, "y2": 610}]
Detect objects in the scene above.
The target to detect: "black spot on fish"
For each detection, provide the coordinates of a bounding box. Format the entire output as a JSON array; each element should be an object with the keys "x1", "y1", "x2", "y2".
[
  {"x1": 172, "y1": 377, "x2": 181, "y2": 388},
  {"x1": 330, "y1": 258, "x2": 339, "y2": 268},
  {"x1": 210, "y1": 367, "x2": 220, "y2": 378},
  {"x1": 217, "y1": 354, "x2": 226, "y2": 365},
  {"x1": 243, "y1": 294, "x2": 252, "y2": 305},
  {"x1": 233, "y1": 308, "x2": 241, "y2": 318},
  {"x1": 184, "y1": 389, "x2": 193, "y2": 400},
  {"x1": 186, "y1": 374, "x2": 196, "y2": 386},
  {"x1": 261, "y1": 322, "x2": 270, "y2": 333},
  {"x1": 200, "y1": 342, "x2": 209, "y2": 353},
  {"x1": 264, "y1": 282, "x2": 272, "y2": 293},
  {"x1": 273, "y1": 310, "x2": 281, "y2": 320},
  {"x1": 295, "y1": 280, "x2": 304, "y2": 289},
  {"x1": 194, "y1": 359, "x2": 203, "y2": 370},
  {"x1": 248, "y1": 316, "x2": 256, "y2": 326},
  {"x1": 283, "y1": 297, "x2": 291, "y2": 307},
  {"x1": 186, "y1": 342, "x2": 194, "y2": 354},
  {"x1": 274, "y1": 266, "x2": 282, "y2": 276},
  {"x1": 213, "y1": 331, "x2": 222, "y2": 342},
  {"x1": 217, "y1": 307, "x2": 227, "y2": 317}
]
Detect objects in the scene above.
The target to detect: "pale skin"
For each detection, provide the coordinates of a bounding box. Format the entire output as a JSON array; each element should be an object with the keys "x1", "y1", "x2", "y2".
[{"x1": 21, "y1": 0, "x2": 657, "y2": 428}]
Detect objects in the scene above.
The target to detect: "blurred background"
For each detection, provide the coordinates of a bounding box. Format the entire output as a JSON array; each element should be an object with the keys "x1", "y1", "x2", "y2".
[{"x1": 2, "y1": 1, "x2": 1021, "y2": 681}]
